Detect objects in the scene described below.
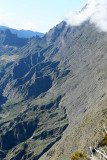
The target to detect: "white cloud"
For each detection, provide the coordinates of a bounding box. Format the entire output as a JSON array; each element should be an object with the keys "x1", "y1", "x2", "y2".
[
  {"x1": 0, "y1": 9, "x2": 40, "y2": 32},
  {"x1": 21, "y1": 22, "x2": 37, "y2": 31},
  {"x1": 65, "y1": 0, "x2": 107, "y2": 32},
  {"x1": 0, "y1": 8, "x2": 52, "y2": 33}
]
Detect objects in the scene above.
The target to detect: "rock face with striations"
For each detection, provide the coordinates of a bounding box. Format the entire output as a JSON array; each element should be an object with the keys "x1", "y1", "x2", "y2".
[{"x1": 0, "y1": 19, "x2": 106, "y2": 160}]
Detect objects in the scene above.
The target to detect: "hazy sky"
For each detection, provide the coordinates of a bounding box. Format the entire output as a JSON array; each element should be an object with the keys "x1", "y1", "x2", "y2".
[{"x1": 0, "y1": 0, "x2": 89, "y2": 33}]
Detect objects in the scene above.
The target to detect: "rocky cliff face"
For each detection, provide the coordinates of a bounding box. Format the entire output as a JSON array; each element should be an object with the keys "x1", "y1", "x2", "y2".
[
  {"x1": 0, "y1": 21, "x2": 106, "y2": 160},
  {"x1": 0, "y1": 29, "x2": 28, "y2": 47},
  {"x1": 40, "y1": 22, "x2": 107, "y2": 160}
]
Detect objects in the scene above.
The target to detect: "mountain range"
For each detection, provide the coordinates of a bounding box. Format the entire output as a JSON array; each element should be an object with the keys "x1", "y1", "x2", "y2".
[
  {"x1": 0, "y1": 26, "x2": 44, "y2": 38},
  {"x1": 0, "y1": 19, "x2": 106, "y2": 160}
]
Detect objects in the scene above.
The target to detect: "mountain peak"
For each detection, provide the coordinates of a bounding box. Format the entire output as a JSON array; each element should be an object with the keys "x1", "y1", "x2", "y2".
[
  {"x1": 65, "y1": 1, "x2": 107, "y2": 32},
  {"x1": 0, "y1": 29, "x2": 28, "y2": 47}
]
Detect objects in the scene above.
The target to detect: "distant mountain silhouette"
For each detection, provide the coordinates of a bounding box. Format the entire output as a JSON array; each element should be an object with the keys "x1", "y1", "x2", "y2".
[{"x1": 0, "y1": 26, "x2": 44, "y2": 38}]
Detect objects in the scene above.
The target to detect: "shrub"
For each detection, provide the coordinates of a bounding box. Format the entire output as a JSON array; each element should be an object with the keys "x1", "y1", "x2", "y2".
[
  {"x1": 102, "y1": 133, "x2": 107, "y2": 145},
  {"x1": 71, "y1": 152, "x2": 87, "y2": 160}
]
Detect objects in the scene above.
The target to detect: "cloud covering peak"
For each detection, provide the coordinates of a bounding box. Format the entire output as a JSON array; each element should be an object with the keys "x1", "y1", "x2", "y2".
[{"x1": 65, "y1": 0, "x2": 107, "y2": 32}]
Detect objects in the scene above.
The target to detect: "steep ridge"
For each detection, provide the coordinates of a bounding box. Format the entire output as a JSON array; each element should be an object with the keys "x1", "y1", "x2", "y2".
[
  {"x1": 0, "y1": 20, "x2": 106, "y2": 160},
  {"x1": 39, "y1": 22, "x2": 107, "y2": 159},
  {"x1": 0, "y1": 29, "x2": 28, "y2": 47}
]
